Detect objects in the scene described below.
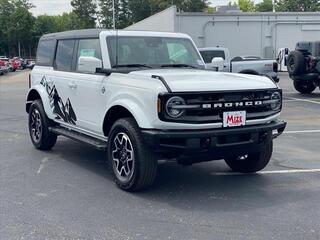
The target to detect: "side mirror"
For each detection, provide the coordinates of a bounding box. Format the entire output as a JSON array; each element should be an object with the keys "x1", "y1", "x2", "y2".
[
  {"x1": 211, "y1": 57, "x2": 224, "y2": 71},
  {"x1": 77, "y1": 56, "x2": 102, "y2": 74}
]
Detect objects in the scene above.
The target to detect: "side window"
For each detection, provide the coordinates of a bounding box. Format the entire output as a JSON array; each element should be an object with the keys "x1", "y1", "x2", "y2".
[
  {"x1": 200, "y1": 50, "x2": 226, "y2": 63},
  {"x1": 36, "y1": 39, "x2": 55, "y2": 66},
  {"x1": 55, "y1": 40, "x2": 75, "y2": 71},
  {"x1": 77, "y1": 39, "x2": 102, "y2": 71}
]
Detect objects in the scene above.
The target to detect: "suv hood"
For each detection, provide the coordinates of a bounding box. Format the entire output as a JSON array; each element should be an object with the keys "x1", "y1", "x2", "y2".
[{"x1": 130, "y1": 69, "x2": 277, "y2": 92}]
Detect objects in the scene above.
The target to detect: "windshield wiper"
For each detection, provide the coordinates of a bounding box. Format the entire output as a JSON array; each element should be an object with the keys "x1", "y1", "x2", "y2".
[
  {"x1": 160, "y1": 64, "x2": 198, "y2": 69},
  {"x1": 112, "y1": 64, "x2": 153, "y2": 69}
]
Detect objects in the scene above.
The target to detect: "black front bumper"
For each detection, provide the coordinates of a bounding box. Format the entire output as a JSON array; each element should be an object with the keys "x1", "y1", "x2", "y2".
[{"x1": 141, "y1": 121, "x2": 286, "y2": 160}]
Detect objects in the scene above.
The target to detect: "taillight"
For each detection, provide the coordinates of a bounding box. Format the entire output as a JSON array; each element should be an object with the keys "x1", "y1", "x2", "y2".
[
  {"x1": 273, "y1": 62, "x2": 278, "y2": 73},
  {"x1": 28, "y1": 73, "x2": 31, "y2": 89}
]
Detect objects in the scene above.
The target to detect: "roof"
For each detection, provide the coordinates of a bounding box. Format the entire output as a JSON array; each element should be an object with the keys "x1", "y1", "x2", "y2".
[
  {"x1": 40, "y1": 28, "x2": 191, "y2": 41},
  {"x1": 41, "y1": 29, "x2": 106, "y2": 40}
]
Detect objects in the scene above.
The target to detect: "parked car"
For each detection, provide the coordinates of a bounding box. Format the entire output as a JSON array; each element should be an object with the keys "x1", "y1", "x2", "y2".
[
  {"x1": 199, "y1": 47, "x2": 279, "y2": 82},
  {"x1": 287, "y1": 41, "x2": 320, "y2": 94},
  {"x1": 0, "y1": 57, "x2": 13, "y2": 72},
  {"x1": 26, "y1": 59, "x2": 35, "y2": 69},
  {"x1": 0, "y1": 66, "x2": 4, "y2": 75},
  {"x1": 26, "y1": 29, "x2": 286, "y2": 191}
]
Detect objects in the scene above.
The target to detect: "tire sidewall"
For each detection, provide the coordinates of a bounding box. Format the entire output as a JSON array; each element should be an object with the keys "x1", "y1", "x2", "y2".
[
  {"x1": 28, "y1": 101, "x2": 45, "y2": 148},
  {"x1": 108, "y1": 120, "x2": 140, "y2": 190}
]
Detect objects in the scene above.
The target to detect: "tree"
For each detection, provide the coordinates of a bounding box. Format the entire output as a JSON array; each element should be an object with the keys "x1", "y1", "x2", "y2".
[
  {"x1": 71, "y1": 0, "x2": 97, "y2": 28},
  {"x1": 99, "y1": 0, "x2": 132, "y2": 29},
  {"x1": 255, "y1": 0, "x2": 273, "y2": 12},
  {"x1": 275, "y1": 0, "x2": 320, "y2": 11},
  {"x1": 238, "y1": 0, "x2": 255, "y2": 12}
]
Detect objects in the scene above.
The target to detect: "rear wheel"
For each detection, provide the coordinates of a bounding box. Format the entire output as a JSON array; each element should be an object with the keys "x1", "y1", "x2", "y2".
[
  {"x1": 224, "y1": 141, "x2": 273, "y2": 173},
  {"x1": 28, "y1": 100, "x2": 57, "y2": 150},
  {"x1": 108, "y1": 118, "x2": 157, "y2": 191},
  {"x1": 293, "y1": 80, "x2": 316, "y2": 94}
]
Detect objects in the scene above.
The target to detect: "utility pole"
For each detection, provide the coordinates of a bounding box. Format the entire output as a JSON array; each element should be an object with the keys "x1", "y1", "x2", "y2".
[
  {"x1": 272, "y1": 0, "x2": 275, "y2": 12},
  {"x1": 112, "y1": 0, "x2": 115, "y2": 29}
]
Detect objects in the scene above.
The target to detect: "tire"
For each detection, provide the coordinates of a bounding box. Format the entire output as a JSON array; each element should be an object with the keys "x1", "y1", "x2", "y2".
[
  {"x1": 107, "y1": 118, "x2": 157, "y2": 191},
  {"x1": 287, "y1": 51, "x2": 306, "y2": 75},
  {"x1": 224, "y1": 141, "x2": 273, "y2": 173},
  {"x1": 28, "y1": 100, "x2": 57, "y2": 150},
  {"x1": 293, "y1": 80, "x2": 316, "y2": 94}
]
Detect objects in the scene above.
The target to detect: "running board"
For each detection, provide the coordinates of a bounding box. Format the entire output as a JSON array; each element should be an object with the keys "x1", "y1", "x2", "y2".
[{"x1": 49, "y1": 126, "x2": 108, "y2": 151}]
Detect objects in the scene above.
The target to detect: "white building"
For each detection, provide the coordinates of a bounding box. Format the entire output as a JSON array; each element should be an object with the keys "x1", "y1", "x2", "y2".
[{"x1": 126, "y1": 6, "x2": 320, "y2": 58}]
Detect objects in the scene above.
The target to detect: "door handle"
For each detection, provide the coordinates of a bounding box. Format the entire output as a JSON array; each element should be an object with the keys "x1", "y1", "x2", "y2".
[{"x1": 68, "y1": 82, "x2": 77, "y2": 89}]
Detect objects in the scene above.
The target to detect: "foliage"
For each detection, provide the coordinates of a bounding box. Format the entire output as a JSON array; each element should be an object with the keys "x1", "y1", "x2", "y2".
[
  {"x1": 238, "y1": 0, "x2": 255, "y2": 12},
  {"x1": 275, "y1": 0, "x2": 320, "y2": 12},
  {"x1": 70, "y1": 0, "x2": 97, "y2": 28},
  {"x1": 255, "y1": 0, "x2": 273, "y2": 12}
]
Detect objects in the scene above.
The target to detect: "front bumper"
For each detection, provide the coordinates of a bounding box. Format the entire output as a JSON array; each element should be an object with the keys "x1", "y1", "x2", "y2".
[{"x1": 142, "y1": 120, "x2": 286, "y2": 160}]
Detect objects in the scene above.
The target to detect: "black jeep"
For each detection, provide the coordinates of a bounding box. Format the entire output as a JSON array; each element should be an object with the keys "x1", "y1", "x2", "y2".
[{"x1": 287, "y1": 41, "x2": 320, "y2": 94}]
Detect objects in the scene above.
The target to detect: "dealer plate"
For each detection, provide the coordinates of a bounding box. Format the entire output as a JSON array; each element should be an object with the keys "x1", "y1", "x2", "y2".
[{"x1": 223, "y1": 111, "x2": 246, "y2": 127}]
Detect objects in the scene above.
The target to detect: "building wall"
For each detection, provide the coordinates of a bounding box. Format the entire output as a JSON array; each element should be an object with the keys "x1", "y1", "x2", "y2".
[
  {"x1": 126, "y1": 8, "x2": 320, "y2": 59},
  {"x1": 176, "y1": 12, "x2": 320, "y2": 58},
  {"x1": 126, "y1": 6, "x2": 176, "y2": 32}
]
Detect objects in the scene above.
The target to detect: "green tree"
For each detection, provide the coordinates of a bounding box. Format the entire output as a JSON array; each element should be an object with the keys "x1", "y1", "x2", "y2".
[
  {"x1": 71, "y1": 0, "x2": 97, "y2": 28},
  {"x1": 99, "y1": 0, "x2": 131, "y2": 29},
  {"x1": 238, "y1": 0, "x2": 255, "y2": 12},
  {"x1": 5, "y1": 0, "x2": 35, "y2": 57},
  {"x1": 275, "y1": 0, "x2": 320, "y2": 11},
  {"x1": 255, "y1": 0, "x2": 273, "y2": 12}
]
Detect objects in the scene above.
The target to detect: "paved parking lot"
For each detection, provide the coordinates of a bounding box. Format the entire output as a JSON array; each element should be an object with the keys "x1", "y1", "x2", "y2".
[{"x1": 1, "y1": 71, "x2": 320, "y2": 240}]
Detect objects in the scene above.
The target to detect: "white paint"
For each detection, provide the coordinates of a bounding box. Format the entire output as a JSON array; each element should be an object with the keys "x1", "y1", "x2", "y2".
[
  {"x1": 284, "y1": 130, "x2": 320, "y2": 134},
  {"x1": 286, "y1": 97, "x2": 320, "y2": 105},
  {"x1": 37, "y1": 157, "x2": 49, "y2": 174},
  {"x1": 211, "y1": 169, "x2": 320, "y2": 176}
]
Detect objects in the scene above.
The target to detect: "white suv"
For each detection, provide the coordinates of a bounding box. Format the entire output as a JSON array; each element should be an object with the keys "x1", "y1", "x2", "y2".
[{"x1": 26, "y1": 29, "x2": 286, "y2": 191}]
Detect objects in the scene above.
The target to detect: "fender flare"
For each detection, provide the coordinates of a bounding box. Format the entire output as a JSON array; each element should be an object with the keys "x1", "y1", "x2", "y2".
[
  {"x1": 26, "y1": 86, "x2": 54, "y2": 119},
  {"x1": 239, "y1": 69, "x2": 260, "y2": 75},
  {"x1": 102, "y1": 99, "x2": 154, "y2": 133}
]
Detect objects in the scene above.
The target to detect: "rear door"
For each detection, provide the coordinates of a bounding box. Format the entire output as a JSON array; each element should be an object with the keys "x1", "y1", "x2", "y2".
[{"x1": 51, "y1": 39, "x2": 78, "y2": 125}]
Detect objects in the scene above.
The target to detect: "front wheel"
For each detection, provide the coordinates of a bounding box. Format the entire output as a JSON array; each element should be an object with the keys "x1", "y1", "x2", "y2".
[
  {"x1": 224, "y1": 141, "x2": 273, "y2": 173},
  {"x1": 107, "y1": 118, "x2": 157, "y2": 191},
  {"x1": 293, "y1": 80, "x2": 316, "y2": 94}
]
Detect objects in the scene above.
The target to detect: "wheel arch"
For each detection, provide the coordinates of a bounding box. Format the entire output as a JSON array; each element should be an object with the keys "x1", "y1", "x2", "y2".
[
  {"x1": 26, "y1": 86, "x2": 54, "y2": 120},
  {"x1": 239, "y1": 69, "x2": 260, "y2": 75},
  {"x1": 26, "y1": 89, "x2": 41, "y2": 113},
  {"x1": 103, "y1": 104, "x2": 148, "y2": 137}
]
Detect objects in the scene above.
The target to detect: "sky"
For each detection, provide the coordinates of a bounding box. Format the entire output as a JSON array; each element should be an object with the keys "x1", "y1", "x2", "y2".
[{"x1": 29, "y1": 0, "x2": 263, "y2": 16}]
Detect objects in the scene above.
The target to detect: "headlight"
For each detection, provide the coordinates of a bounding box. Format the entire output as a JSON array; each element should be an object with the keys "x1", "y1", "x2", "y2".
[
  {"x1": 166, "y1": 96, "x2": 185, "y2": 118},
  {"x1": 270, "y1": 92, "x2": 281, "y2": 110}
]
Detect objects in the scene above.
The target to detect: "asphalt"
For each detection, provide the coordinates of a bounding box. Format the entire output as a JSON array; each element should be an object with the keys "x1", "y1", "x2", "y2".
[{"x1": 0, "y1": 71, "x2": 320, "y2": 240}]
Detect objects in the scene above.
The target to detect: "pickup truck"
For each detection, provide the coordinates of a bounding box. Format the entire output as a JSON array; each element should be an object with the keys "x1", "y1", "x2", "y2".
[{"x1": 199, "y1": 47, "x2": 279, "y2": 82}]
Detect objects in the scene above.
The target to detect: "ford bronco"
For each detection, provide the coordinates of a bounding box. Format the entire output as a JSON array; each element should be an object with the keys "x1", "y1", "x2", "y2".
[{"x1": 26, "y1": 29, "x2": 286, "y2": 191}]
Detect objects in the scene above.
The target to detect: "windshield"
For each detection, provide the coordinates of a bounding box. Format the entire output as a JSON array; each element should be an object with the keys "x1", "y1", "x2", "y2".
[{"x1": 107, "y1": 36, "x2": 205, "y2": 69}]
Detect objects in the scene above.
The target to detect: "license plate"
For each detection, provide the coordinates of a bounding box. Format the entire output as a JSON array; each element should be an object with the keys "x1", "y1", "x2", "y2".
[{"x1": 223, "y1": 111, "x2": 246, "y2": 127}]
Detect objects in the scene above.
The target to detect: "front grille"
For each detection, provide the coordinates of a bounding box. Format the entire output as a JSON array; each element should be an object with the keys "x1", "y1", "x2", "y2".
[{"x1": 159, "y1": 89, "x2": 281, "y2": 124}]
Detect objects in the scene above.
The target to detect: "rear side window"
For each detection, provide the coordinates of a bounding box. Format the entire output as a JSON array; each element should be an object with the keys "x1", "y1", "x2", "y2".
[
  {"x1": 55, "y1": 40, "x2": 75, "y2": 71},
  {"x1": 200, "y1": 50, "x2": 226, "y2": 63},
  {"x1": 36, "y1": 39, "x2": 55, "y2": 66}
]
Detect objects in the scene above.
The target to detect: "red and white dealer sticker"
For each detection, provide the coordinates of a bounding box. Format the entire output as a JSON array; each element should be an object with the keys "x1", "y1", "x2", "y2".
[{"x1": 223, "y1": 111, "x2": 246, "y2": 127}]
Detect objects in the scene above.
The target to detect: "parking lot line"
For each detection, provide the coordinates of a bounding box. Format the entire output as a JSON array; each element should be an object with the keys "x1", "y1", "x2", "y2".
[
  {"x1": 286, "y1": 97, "x2": 320, "y2": 105},
  {"x1": 211, "y1": 169, "x2": 320, "y2": 176},
  {"x1": 284, "y1": 129, "x2": 320, "y2": 134}
]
